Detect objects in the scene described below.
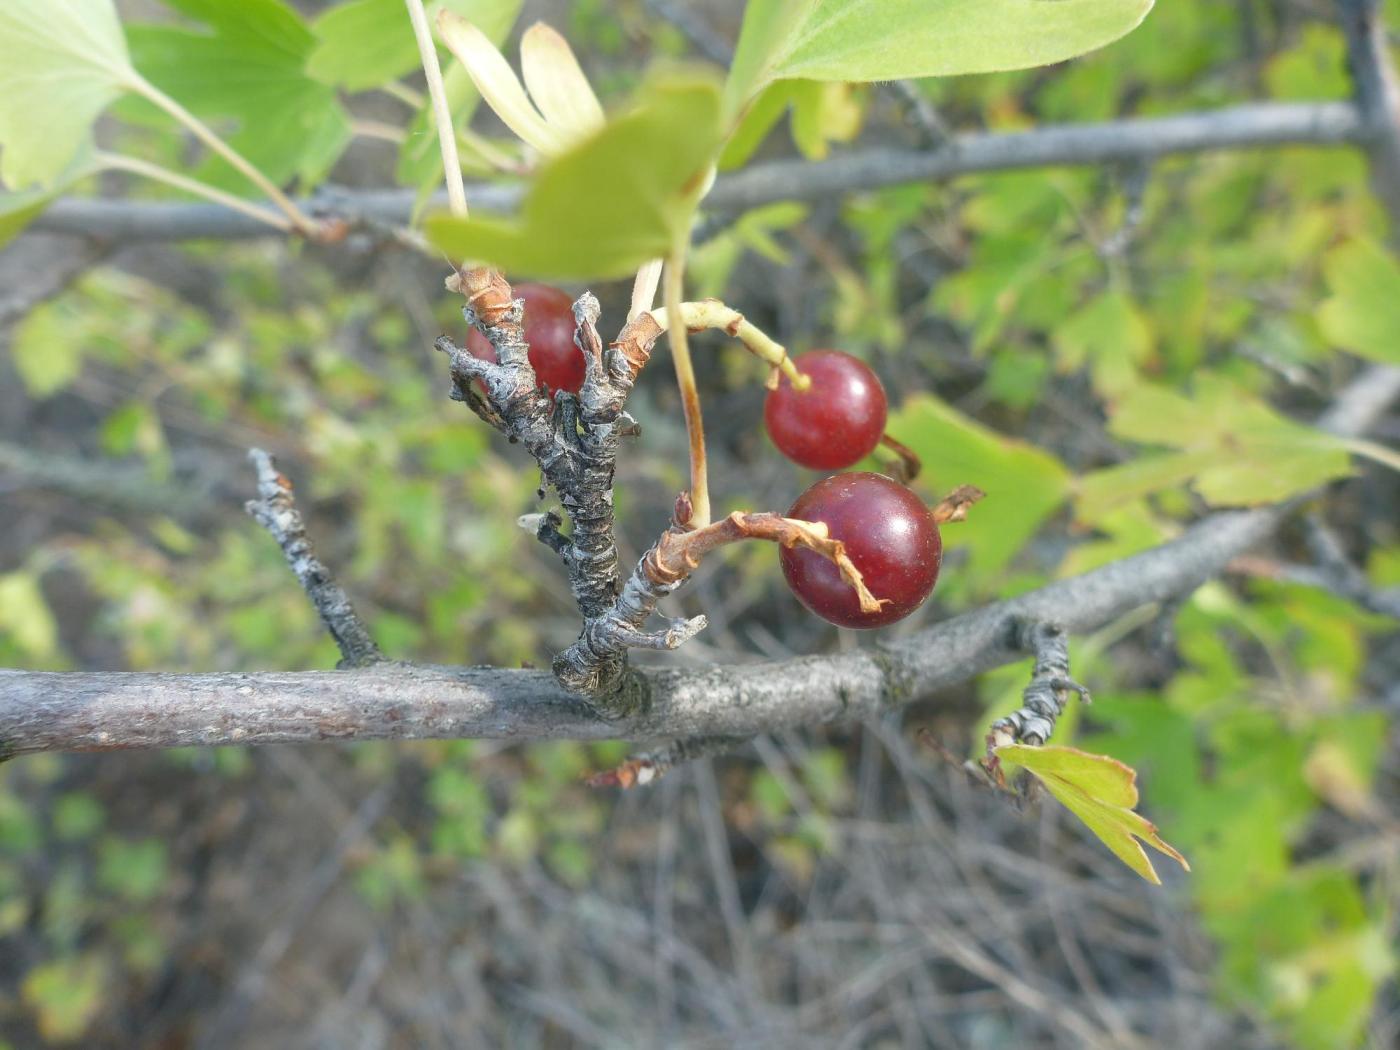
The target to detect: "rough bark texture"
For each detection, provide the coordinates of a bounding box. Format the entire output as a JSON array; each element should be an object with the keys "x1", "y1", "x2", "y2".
[
  {"x1": 436, "y1": 270, "x2": 651, "y2": 697},
  {"x1": 243, "y1": 449, "x2": 383, "y2": 669},
  {"x1": 2, "y1": 366, "x2": 1395, "y2": 758},
  {"x1": 26, "y1": 103, "x2": 1366, "y2": 242},
  {"x1": 1340, "y1": 0, "x2": 1400, "y2": 228}
]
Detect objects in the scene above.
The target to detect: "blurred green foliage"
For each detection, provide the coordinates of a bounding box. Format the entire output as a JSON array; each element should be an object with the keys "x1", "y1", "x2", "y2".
[{"x1": 1, "y1": 0, "x2": 1398, "y2": 1047}]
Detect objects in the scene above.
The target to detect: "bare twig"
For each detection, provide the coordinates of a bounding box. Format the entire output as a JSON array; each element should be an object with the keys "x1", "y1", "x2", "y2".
[
  {"x1": 244, "y1": 449, "x2": 383, "y2": 669},
  {"x1": 26, "y1": 103, "x2": 1367, "y2": 242},
  {"x1": 983, "y1": 622, "x2": 1090, "y2": 786},
  {"x1": 1340, "y1": 0, "x2": 1400, "y2": 229},
  {"x1": 584, "y1": 736, "x2": 743, "y2": 788}
]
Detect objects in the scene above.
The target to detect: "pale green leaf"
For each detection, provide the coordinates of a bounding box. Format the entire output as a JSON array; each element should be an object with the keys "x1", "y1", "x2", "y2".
[
  {"x1": 1077, "y1": 374, "x2": 1354, "y2": 516},
  {"x1": 0, "y1": 0, "x2": 137, "y2": 188},
  {"x1": 888, "y1": 394, "x2": 1071, "y2": 582},
  {"x1": 1316, "y1": 239, "x2": 1400, "y2": 364},
  {"x1": 425, "y1": 75, "x2": 722, "y2": 279},
  {"x1": 724, "y1": 0, "x2": 1154, "y2": 120},
  {"x1": 309, "y1": 0, "x2": 521, "y2": 92},
  {"x1": 998, "y1": 743, "x2": 1189, "y2": 883},
  {"x1": 127, "y1": 0, "x2": 350, "y2": 192},
  {"x1": 1052, "y1": 289, "x2": 1154, "y2": 397},
  {"x1": 11, "y1": 300, "x2": 86, "y2": 398},
  {"x1": 0, "y1": 572, "x2": 59, "y2": 660},
  {"x1": 21, "y1": 956, "x2": 107, "y2": 1043}
]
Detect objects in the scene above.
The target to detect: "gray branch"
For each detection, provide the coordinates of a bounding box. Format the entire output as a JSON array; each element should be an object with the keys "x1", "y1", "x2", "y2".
[
  {"x1": 437, "y1": 274, "x2": 645, "y2": 699},
  {"x1": 25, "y1": 103, "x2": 1367, "y2": 242},
  {"x1": 987, "y1": 622, "x2": 1089, "y2": 752},
  {"x1": 1340, "y1": 0, "x2": 1400, "y2": 226},
  {"x1": 243, "y1": 449, "x2": 383, "y2": 669},
  {"x1": 3, "y1": 366, "x2": 1395, "y2": 758}
]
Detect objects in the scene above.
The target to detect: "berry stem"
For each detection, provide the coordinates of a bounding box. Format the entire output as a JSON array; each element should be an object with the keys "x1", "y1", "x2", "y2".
[
  {"x1": 647, "y1": 300, "x2": 810, "y2": 391},
  {"x1": 876, "y1": 433, "x2": 923, "y2": 483},
  {"x1": 407, "y1": 0, "x2": 468, "y2": 220},
  {"x1": 665, "y1": 252, "x2": 710, "y2": 527}
]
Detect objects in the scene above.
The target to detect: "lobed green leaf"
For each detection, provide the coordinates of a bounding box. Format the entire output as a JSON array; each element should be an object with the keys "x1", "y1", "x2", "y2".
[
  {"x1": 998, "y1": 743, "x2": 1189, "y2": 883},
  {"x1": 425, "y1": 75, "x2": 723, "y2": 279}
]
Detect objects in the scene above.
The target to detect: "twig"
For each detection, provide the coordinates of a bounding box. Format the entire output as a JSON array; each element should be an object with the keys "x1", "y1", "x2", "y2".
[
  {"x1": 27, "y1": 103, "x2": 1367, "y2": 241},
  {"x1": 584, "y1": 735, "x2": 743, "y2": 787},
  {"x1": 983, "y1": 621, "x2": 1090, "y2": 785},
  {"x1": 244, "y1": 449, "x2": 383, "y2": 669},
  {"x1": 438, "y1": 269, "x2": 639, "y2": 696},
  {"x1": 553, "y1": 509, "x2": 888, "y2": 697},
  {"x1": 1339, "y1": 0, "x2": 1400, "y2": 230}
]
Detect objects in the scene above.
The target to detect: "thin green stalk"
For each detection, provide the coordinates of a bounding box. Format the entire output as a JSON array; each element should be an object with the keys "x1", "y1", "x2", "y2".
[
  {"x1": 666, "y1": 252, "x2": 709, "y2": 528},
  {"x1": 405, "y1": 0, "x2": 467, "y2": 219},
  {"x1": 1344, "y1": 437, "x2": 1400, "y2": 473},
  {"x1": 96, "y1": 152, "x2": 292, "y2": 232},
  {"x1": 125, "y1": 74, "x2": 317, "y2": 234}
]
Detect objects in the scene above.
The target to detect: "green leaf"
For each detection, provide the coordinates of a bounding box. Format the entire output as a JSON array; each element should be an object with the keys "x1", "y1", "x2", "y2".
[
  {"x1": 1052, "y1": 289, "x2": 1154, "y2": 397},
  {"x1": 723, "y1": 0, "x2": 1154, "y2": 120},
  {"x1": 1076, "y1": 374, "x2": 1354, "y2": 516},
  {"x1": 22, "y1": 956, "x2": 108, "y2": 1043},
  {"x1": 309, "y1": 0, "x2": 521, "y2": 92},
  {"x1": 0, "y1": 0, "x2": 137, "y2": 188},
  {"x1": 425, "y1": 74, "x2": 723, "y2": 279},
  {"x1": 998, "y1": 743, "x2": 1189, "y2": 884},
  {"x1": 127, "y1": 0, "x2": 350, "y2": 192},
  {"x1": 887, "y1": 394, "x2": 1071, "y2": 582},
  {"x1": 1316, "y1": 239, "x2": 1400, "y2": 364},
  {"x1": 0, "y1": 572, "x2": 59, "y2": 660}
]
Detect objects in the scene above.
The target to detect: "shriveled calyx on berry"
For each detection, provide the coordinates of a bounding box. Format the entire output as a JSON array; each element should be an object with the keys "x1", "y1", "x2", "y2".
[
  {"x1": 781, "y1": 474, "x2": 983, "y2": 629},
  {"x1": 765, "y1": 350, "x2": 888, "y2": 470},
  {"x1": 466, "y1": 281, "x2": 586, "y2": 393}
]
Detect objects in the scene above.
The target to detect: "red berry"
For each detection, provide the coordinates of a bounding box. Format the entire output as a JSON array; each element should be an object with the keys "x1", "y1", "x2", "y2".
[
  {"x1": 466, "y1": 282, "x2": 586, "y2": 394},
  {"x1": 780, "y1": 472, "x2": 940, "y2": 629},
  {"x1": 765, "y1": 350, "x2": 887, "y2": 470}
]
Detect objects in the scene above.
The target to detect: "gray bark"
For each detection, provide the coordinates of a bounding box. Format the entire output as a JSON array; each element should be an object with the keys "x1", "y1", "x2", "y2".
[
  {"x1": 3, "y1": 366, "x2": 1395, "y2": 758},
  {"x1": 25, "y1": 103, "x2": 1366, "y2": 242}
]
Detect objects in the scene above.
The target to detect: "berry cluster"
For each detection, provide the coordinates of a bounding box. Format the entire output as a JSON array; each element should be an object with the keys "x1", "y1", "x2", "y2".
[
  {"x1": 766, "y1": 351, "x2": 940, "y2": 629},
  {"x1": 475, "y1": 287, "x2": 942, "y2": 630}
]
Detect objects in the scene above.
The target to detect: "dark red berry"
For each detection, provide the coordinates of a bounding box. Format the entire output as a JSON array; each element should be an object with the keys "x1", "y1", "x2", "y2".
[
  {"x1": 765, "y1": 350, "x2": 887, "y2": 470},
  {"x1": 466, "y1": 282, "x2": 585, "y2": 394},
  {"x1": 780, "y1": 472, "x2": 940, "y2": 629}
]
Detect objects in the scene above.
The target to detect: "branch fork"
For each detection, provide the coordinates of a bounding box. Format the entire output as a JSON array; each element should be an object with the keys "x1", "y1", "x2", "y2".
[{"x1": 981, "y1": 620, "x2": 1090, "y2": 788}]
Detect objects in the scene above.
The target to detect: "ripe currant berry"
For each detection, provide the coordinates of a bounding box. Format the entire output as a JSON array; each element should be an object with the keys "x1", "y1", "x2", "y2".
[
  {"x1": 764, "y1": 350, "x2": 887, "y2": 470},
  {"x1": 466, "y1": 282, "x2": 586, "y2": 394},
  {"x1": 780, "y1": 472, "x2": 940, "y2": 629}
]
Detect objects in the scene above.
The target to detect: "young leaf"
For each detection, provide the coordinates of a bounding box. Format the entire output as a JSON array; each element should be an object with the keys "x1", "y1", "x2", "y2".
[
  {"x1": 1052, "y1": 289, "x2": 1155, "y2": 397},
  {"x1": 1076, "y1": 374, "x2": 1353, "y2": 518},
  {"x1": 997, "y1": 743, "x2": 1189, "y2": 884},
  {"x1": 425, "y1": 75, "x2": 722, "y2": 279},
  {"x1": 1316, "y1": 239, "x2": 1400, "y2": 365},
  {"x1": 309, "y1": 0, "x2": 522, "y2": 93},
  {"x1": 126, "y1": 0, "x2": 350, "y2": 192},
  {"x1": 0, "y1": 0, "x2": 138, "y2": 188},
  {"x1": 723, "y1": 0, "x2": 1154, "y2": 120}
]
